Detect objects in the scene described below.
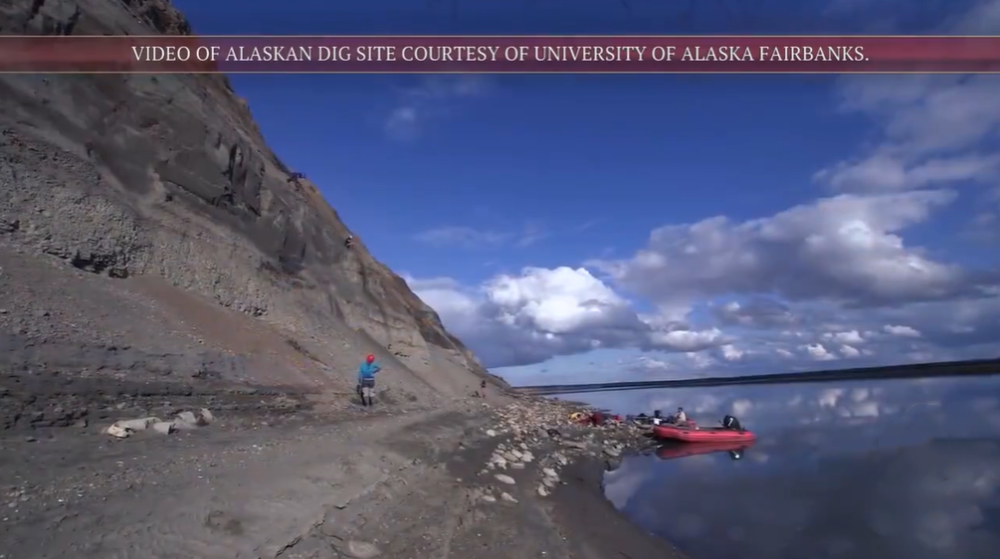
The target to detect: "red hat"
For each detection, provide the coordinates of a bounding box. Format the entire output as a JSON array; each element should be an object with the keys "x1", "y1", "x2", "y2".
[{"x1": 366, "y1": 354, "x2": 375, "y2": 363}]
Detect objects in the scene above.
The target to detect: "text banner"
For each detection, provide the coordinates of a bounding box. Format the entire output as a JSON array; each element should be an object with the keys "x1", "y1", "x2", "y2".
[{"x1": 1, "y1": 36, "x2": 998, "y2": 73}]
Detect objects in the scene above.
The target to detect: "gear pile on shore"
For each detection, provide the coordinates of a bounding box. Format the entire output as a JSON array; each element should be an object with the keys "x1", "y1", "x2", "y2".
[{"x1": 471, "y1": 397, "x2": 651, "y2": 503}]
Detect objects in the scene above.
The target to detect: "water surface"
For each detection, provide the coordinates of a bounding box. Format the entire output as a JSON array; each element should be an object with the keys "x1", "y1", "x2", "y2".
[{"x1": 597, "y1": 376, "x2": 1000, "y2": 559}]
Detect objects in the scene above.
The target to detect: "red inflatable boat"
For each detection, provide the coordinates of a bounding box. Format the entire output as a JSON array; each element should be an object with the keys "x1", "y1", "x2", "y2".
[
  {"x1": 655, "y1": 440, "x2": 753, "y2": 460},
  {"x1": 652, "y1": 423, "x2": 756, "y2": 443}
]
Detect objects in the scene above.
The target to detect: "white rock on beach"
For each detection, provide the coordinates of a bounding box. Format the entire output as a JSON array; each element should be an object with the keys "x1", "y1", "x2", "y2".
[
  {"x1": 346, "y1": 540, "x2": 381, "y2": 559},
  {"x1": 114, "y1": 417, "x2": 159, "y2": 431},
  {"x1": 176, "y1": 411, "x2": 205, "y2": 426},
  {"x1": 152, "y1": 421, "x2": 177, "y2": 435},
  {"x1": 105, "y1": 424, "x2": 130, "y2": 438},
  {"x1": 494, "y1": 474, "x2": 516, "y2": 485},
  {"x1": 172, "y1": 418, "x2": 199, "y2": 431}
]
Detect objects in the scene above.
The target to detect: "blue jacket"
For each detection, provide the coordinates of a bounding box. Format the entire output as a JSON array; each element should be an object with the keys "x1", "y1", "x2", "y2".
[{"x1": 358, "y1": 362, "x2": 380, "y2": 383}]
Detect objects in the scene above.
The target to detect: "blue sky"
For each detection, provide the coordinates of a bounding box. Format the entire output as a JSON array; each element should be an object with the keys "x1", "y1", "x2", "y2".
[{"x1": 173, "y1": 0, "x2": 1000, "y2": 385}]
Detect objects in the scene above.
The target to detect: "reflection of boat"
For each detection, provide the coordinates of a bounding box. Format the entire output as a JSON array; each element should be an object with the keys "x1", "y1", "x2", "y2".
[
  {"x1": 655, "y1": 439, "x2": 754, "y2": 460},
  {"x1": 652, "y1": 423, "x2": 756, "y2": 443}
]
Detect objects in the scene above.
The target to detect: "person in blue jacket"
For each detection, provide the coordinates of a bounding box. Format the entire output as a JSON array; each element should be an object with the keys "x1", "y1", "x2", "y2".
[{"x1": 357, "y1": 354, "x2": 381, "y2": 407}]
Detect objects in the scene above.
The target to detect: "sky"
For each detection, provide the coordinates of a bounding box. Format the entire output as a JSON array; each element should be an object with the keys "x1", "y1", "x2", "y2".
[{"x1": 172, "y1": 0, "x2": 1000, "y2": 386}]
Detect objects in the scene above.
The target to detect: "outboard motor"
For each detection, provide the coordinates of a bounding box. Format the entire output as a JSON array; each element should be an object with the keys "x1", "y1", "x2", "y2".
[{"x1": 722, "y1": 415, "x2": 743, "y2": 431}]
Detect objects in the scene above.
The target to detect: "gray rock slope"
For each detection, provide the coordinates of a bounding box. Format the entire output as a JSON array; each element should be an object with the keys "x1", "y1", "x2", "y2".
[{"x1": 0, "y1": 0, "x2": 506, "y2": 402}]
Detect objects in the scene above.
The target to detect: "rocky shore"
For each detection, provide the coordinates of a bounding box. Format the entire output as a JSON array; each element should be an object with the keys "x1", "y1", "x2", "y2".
[
  {"x1": 1, "y1": 392, "x2": 683, "y2": 559},
  {"x1": 474, "y1": 396, "x2": 652, "y2": 500}
]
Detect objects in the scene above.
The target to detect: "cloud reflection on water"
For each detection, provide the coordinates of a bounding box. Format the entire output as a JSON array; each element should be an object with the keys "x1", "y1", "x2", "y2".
[{"x1": 597, "y1": 376, "x2": 1000, "y2": 559}]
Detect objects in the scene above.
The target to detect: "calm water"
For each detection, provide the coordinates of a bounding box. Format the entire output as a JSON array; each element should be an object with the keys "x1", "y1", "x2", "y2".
[{"x1": 589, "y1": 376, "x2": 1000, "y2": 559}]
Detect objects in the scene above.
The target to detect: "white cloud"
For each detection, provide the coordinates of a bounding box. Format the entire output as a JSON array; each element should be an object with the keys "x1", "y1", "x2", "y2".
[
  {"x1": 592, "y1": 190, "x2": 971, "y2": 309},
  {"x1": 383, "y1": 106, "x2": 419, "y2": 140},
  {"x1": 413, "y1": 226, "x2": 510, "y2": 248},
  {"x1": 407, "y1": 260, "x2": 1000, "y2": 372},
  {"x1": 384, "y1": 76, "x2": 488, "y2": 140},
  {"x1": 414, "y1": 222, "x2": 549, "y2": 249},
  {"x1": 721, "y1": 344, "x2": 745, "y2": 361},
  {"x1": 648, "y1": 328, "x2": 727, "y2": 352},
  {"x1": 714, "y1": 298, "x2": 797, "y2": 328},
  {"x1": 840, "y1": 344, "x2": 861, "y2": 358},
  {"x1": 484, "y1": 267, "x2": 632, "y2": 334},
  {"x1": 404, "y1": 267, "x2": 730, "y2": 368},
  {"x1": 884, "y1": 324, "x2": 922, "y2": 337},
  {"x1": 967, "y1": 185, "x2": 1000, "y2": 241},
  {"x1": 816, "y1": 73, "x2": 1000, "y2": 194},
  {"x1": 515, "y1": 222, "x2": 548, "y2": 247},
  {"x1": 823, "y1": 330, "x2": 865, "y2": 345},
  {"x1": 816, "y1": 152, "x2": 1000, "y2": 193},
  {"x1": 946, "y1": 0, "x2": 1000, "y2": 34},
  {"x1": 804, "y1": 343, "x2": 836, "y2": 361}
]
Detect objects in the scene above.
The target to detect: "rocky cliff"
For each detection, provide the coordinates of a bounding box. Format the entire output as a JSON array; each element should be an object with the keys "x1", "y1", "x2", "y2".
[{"x1": 0, "y1": 0, "x2": 505, "y2": 404}]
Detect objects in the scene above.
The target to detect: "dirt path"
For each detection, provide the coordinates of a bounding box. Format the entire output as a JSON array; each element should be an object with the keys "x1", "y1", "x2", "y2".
[{"x1": 1, "y1": 400, "x2": 682, "y2": 559}]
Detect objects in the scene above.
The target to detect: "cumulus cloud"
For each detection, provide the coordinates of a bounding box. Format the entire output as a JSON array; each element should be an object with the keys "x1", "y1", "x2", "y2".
[
  {"x1": 884, "y1": 324, "x2": 922, "y2": 337},
  {"x1": 804, "y1": 343, "x2": 836, "y2": 361},
  {"x1": 404, "y1": 267, "x2": 729, "y2": 368},
  {"x1": 592, "y1": 190, "x2": 975, "y2": 309},
  {"x1": 713, "y1": 298, "x2": 798, "y2": 328},
  {"x1": 407, "y1": 265, "x2": 1000, "y2": 372},
  {"x1": 815, "y1": 75, "x2": 1000, "y2": 194}
]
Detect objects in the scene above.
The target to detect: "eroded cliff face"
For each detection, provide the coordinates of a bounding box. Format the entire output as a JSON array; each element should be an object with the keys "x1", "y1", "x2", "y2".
[{"x1": 0, "y1": 0, "x2": 505, "y2": 401}]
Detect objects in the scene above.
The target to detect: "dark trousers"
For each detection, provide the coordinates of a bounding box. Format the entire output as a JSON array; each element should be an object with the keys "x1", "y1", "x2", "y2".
[{"x1": 359, "y1": 378, "x2": 375, "y2": 406}]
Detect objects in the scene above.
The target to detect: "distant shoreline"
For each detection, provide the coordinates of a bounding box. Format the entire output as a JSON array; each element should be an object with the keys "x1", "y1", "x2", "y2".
[{"x1": 516, "y1": 358, "x2": 1000, "y2": 395}]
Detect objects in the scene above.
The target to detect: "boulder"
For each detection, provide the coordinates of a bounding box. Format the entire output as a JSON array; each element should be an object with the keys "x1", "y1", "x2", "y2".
[{"x1": 152, "y1": 421, "x2": 176, "y2": 435}]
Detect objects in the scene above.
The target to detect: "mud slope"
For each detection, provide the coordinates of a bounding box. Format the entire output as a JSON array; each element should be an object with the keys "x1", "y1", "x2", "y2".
[{"x1": 0, "y1": 0, "x2": 505, "y2": 401}]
